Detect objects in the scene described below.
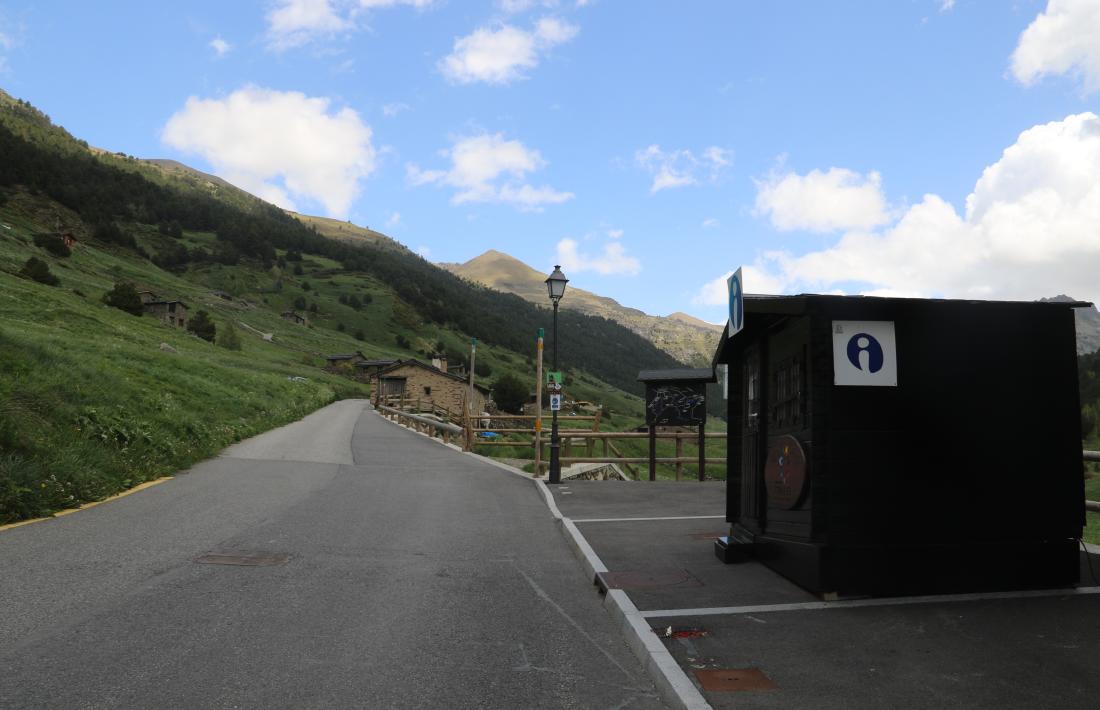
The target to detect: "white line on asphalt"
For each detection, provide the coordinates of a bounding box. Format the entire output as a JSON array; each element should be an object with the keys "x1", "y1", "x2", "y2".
[
  {"x1": 639, "y1": 586, "x2": 1100, "y2": 619},
  {"x1": 573, "y1": 515, "x2": 726, "y2": 523}
]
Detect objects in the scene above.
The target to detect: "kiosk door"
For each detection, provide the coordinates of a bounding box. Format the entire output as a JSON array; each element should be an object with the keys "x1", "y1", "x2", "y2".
[{"x1": 740, "y1": 344, "x2": 766, "y2": 531}]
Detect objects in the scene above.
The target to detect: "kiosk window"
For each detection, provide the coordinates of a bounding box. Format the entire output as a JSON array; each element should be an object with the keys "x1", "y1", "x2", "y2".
[{"x1": 771, "y1": 356, "x2": 803, "y2": 429}]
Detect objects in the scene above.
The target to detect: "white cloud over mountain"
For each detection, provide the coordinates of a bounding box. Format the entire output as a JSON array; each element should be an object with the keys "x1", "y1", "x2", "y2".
[
  {"x1": 556, "y1": 237, "x2": 641, "y2": 276},
  {"x1": 162, "y1": 86, "x2": 376, "y2": 218},
  {"x1": 697, "y1": 113, "x2": 1100, "y2": 307},
  {"x1": 754, "y1": 167, "x2": 891, "y2": 232},
  {"x1": 407, "y1": 132, "x2": 573, "y2": 210},
  {"x1": 439, "y1": 17, "x2": 578, "y2": 84},
  {"x1": 1012, "y1": 0, "x2": 1100, "y2": 94}
]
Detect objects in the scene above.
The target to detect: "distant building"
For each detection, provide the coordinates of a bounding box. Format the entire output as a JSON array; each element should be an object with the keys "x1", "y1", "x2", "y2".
[
  {"x1": 372, "y1": 359, "x2": 490, "y2": 417},
  {"x1": 143, "y1": 299, "x2": 188, "y2": 328},
  {"x1": 355, "y1": 359, "x2": 397, "y2": 378},
  {"x1": 61, "y1": 231, "x2": 76, "y2": 249},
  {"x1": 281, "y1": 311, "x2": 307, "y2": 325},
  {"x1": 325, "y1": 351, "x2": 367, "y2": 369}
]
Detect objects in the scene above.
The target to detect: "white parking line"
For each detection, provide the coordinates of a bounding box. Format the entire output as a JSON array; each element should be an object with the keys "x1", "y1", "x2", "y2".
[
  {"x1": 639, "y1": 586, "x2": 1100, "y2": 619},
  {"x1": 573, "y1": 515, "x2": 726, "y2": 523}
]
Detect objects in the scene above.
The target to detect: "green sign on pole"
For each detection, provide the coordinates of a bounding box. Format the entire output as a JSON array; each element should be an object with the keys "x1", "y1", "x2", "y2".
[{"x1": 546, "y1": 371, "x2": 563, "y2": 385}]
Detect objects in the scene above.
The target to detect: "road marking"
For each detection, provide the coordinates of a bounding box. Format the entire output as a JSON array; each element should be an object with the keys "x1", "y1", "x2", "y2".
[
  {"x1": 639, "y1": 586, "x2": 1100, "y2": 619},
  {"x1": 573, "y1": 515, "x2": 726, "y2": 523},
  {"x1": 0, "y1": 477, "x2": 173, "y2": 533}
]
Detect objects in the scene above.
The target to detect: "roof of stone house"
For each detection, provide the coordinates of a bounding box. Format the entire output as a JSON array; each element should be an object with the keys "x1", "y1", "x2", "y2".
[{"x1": 374, "y1": 359, "x2": 492, "y2": 394}]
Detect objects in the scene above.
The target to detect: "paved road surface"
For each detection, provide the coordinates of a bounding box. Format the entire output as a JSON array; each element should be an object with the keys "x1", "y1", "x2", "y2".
[{"x1": 0, "y1": 401, "x2": 662, "y2": 709}]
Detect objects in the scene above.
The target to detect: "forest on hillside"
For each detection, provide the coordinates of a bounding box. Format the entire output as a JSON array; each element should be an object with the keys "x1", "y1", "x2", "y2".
[{"x1": 0, "y1": 98, "x2": 683, "y2": 396}]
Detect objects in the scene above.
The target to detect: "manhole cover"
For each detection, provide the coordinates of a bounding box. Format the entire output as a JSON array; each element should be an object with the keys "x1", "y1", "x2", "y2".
[
  {"x1": 195, "y1": 551, "x2": 291, "y2": 567},
  {"x1": 694, "y1": 668, "x2": 777, "y2": 692},
  {"x1": 597, "y1": 568, "x2": 703, "y2": 590}
]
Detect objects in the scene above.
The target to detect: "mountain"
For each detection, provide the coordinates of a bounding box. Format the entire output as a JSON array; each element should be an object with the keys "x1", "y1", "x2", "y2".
[
  {"x1": 442, "y1": 250, "x2": 722, "y2": 366},
  {"x1": 1043, "y1": 295, "x2": 1100, "y2": 354}
]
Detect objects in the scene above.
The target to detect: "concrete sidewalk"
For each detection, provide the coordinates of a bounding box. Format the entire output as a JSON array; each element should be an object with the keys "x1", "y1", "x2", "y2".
[{"x1": 548, "y1": 480, "x2": 1100, "y2": 710}]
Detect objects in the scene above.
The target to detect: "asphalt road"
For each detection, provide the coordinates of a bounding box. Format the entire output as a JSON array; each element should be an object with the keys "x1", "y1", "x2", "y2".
[{"x1": 0, "y1": 400, "x2": 663, "y2": 709}]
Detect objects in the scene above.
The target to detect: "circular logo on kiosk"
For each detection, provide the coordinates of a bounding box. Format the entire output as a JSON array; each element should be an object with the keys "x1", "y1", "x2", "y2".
[{"x1": 764, "y1": 435, "x2": 808, "y2": 510}]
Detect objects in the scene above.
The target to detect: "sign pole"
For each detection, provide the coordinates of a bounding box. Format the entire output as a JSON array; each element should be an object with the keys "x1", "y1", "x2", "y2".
[
  {"x1": 535, "y1": 329, "x2": 543, "y2": 475},
  {"x1": 468, "y1": 337, "x2": 477, "y2": 420}
]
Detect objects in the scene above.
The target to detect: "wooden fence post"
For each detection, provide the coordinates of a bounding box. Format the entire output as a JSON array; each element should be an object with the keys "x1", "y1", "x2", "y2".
[
  {"x1": 675, "y1": 436, "x2": 683, "y2": 481},
  {"x1": 648, "y1": 425, "x2": 657, "y2": 481},
  {"x1": 698, "y1": 424, "x2": 706, "y2": 481}
]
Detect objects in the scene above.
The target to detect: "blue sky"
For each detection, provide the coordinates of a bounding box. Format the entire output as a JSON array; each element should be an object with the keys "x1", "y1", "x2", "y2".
[{"x1": 2, "y1": 0, "x2": 1099, "y2": 322}]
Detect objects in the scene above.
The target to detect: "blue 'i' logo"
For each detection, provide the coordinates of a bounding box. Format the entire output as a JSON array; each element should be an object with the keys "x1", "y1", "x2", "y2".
[
  {"x1": 847, "y1": 333, "x2": 884, "y2": 373},
  {"x1": 728, "y1": 274, "x2": 743, "y2": 331}
]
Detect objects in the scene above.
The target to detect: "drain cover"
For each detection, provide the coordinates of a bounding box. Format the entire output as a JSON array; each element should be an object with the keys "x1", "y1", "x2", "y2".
[
  {"x1": 597, "y1": 568, "x2": 703, "y2": 590},
  {"x1": 694, "y1": 668, "x2": 777, "y2": 692},
  {"x1": 195, "y1": 551, "x2": 290, "y2": 567}
]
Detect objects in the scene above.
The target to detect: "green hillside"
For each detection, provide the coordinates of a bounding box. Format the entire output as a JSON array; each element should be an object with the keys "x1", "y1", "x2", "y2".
[{"x1": 0, "y1": 88, "x2": 698, "y2": 523}]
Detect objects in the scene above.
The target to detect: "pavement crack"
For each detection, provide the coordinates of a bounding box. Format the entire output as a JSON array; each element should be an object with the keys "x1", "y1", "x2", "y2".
[{"x1": 511, "y1": 565, "x2": 637, "y2": 682}]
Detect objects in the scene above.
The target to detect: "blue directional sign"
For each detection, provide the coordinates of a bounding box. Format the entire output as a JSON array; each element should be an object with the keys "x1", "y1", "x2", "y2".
[{"x1": 727, "y1": 267, "x2": 744, "y2": 338}]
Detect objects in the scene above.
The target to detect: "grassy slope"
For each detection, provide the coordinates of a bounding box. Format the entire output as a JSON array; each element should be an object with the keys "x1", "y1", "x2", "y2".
[{"x1": 0, "y1": 198, "x2": 374, "y2": 523}]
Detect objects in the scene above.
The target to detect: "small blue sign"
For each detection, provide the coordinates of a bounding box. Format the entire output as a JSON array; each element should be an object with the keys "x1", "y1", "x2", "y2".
[{"x1": 727, "y1": 267, "x2": 744, "y2": 338}]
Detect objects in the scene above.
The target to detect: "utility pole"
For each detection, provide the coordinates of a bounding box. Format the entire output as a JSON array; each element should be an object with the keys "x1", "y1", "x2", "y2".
[
  {"x1": 468, "y1": 337, "x2": 477, "y2": 419},
  {"x1": 535, "y1": 328, "x2": 544, "y2": 475}
]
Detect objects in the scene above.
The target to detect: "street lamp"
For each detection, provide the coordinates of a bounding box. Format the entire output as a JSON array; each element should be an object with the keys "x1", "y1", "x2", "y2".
[{"x1": 545, "y1": 265, "x2": 568, "y2": 484}]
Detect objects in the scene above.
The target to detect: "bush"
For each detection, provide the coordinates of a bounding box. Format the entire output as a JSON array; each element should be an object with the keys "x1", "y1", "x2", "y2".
[
  {"x1": 492, "y1": 373, "x2": 529, "y2": 414},
  {"x1": 354, "y1": 329, "x2": 365, "y2": 341},
  {"x1": 395, "y1": 334, "x2": 411, "y2": 349},
  {"x1": 93, "y1": 222, "x2": 137, "y2": 249},
  {"x1": 33, "y1": 233, "x2": 70, "y2": 257},
  {"x1": 475, "y1": 360, "x2": 492, "y2": 377},
  {"x1": 187, "y1": 310, "x2": 216, "y2": 342},
  {"x1": 293, "y1": 263, "x2": 303, "y2": 276},
  {"x1": 293, "y1": 296, "x2": 306, "y2": 310},
  {"x1": 103, "y1": 282, "x2": 143, "y2": 314},
  {"x1": 337, "y1": 323, "x2": 345, "y2": 332},
  {"x1": 217, "y1": 319, "x2": 242, "y2": 351},
  {"x1": 19, "y1": 257, "x2": 60, "y2": 286}
]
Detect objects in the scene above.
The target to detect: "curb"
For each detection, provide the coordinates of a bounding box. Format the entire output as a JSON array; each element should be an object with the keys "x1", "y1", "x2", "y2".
[
  {"x1": 377, "y1": 410, "x2": 712, "y2": 708},
  {"x1": 535, "y1": 484, "x2": 711, "y2": 710}
]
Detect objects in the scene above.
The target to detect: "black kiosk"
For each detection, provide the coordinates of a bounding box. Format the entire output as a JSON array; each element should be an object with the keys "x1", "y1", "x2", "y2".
[{"x1": 714, "y1": 294, "x2": 1087, "y2": 597}]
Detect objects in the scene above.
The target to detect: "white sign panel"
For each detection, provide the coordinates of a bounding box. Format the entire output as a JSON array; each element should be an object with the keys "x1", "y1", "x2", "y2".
[
  {"x1": 727, "y1": 267, "x2": 744, "y2": 339},
  {"x1": 832, "y1": 321, "x2": 898, "y2": 387},
  {"x1": 549, "y1": 394, "x2": 562, "y2": 411}
]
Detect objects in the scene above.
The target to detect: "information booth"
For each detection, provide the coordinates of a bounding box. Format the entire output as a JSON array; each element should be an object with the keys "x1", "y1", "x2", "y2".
[{"x1": 713, "y1": 294, "x2": 1087, "y2": 596}]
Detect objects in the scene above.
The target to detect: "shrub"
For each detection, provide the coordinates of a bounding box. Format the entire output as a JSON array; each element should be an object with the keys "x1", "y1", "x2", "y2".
[
  {"x1": 187, "y1": 310, "x2": 216, "y2": 342},
  {"x1": 293, "y1": 296, "x2": 306, "y2": 310},
  {"x1": 103, "y1": 282, "x2": 144, "y2": 314},
  {"x1": 395, "y1": 334, "x2": 411, "y2": 349},
  {"x1": 19, "y1": 257, "x2": 60, "y2": 286},
  {"x1": 348, "y1": 295, "x2": 362, "y2": 310},
  {"x1": 293, "y1": 263, "x2": 303, "y2": 276},
  {"x1": 492, "y1": 373, "x2": 529, "y2": 414},
  {"x1": 217, "y1": 320, "x2": 242, "y2": 351},
  {"x1": 354, "y1": 329, "x2": 365, "y2": 341},
  {"x1": 337, "y1": 323, "x2": 345, "y2": 332},
  {"x1": 33, "y1": 233, "x2": 70, "y2": 257}
]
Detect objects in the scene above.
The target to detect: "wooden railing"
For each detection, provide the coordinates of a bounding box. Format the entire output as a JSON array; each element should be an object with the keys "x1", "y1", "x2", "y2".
[
  {"x1": 376, "y1": 404, "x2": 464, "y2": 446},
  {"x1": 1086, "y1": 451, "x2": 1100, "y2": 513}
]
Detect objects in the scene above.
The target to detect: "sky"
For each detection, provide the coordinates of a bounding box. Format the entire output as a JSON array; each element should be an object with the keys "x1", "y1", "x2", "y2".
[{"x1": 2, "y1": 0, "x2": 1100, "y2": 323}]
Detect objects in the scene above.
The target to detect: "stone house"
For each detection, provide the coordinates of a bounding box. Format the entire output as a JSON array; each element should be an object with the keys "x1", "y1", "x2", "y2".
[
  {"x1": 281, "y1": 310, "x2": 307, "y2": 325},
  {"x1": 325, "y1": 351, "x2": 368, "y2": 369},
  {"x1": 372, "y1": 359, "x2": 490, "y2": 417},
  {"x1": 138, "y1": 290, "x2": 188, "y2": 328}
]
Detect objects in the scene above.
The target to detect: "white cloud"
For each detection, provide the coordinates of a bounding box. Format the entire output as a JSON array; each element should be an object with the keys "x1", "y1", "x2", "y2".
[
  {"x1": 266, "y1": 0, "x2": 352, "y2": 50},
  {"x1": 702, "y1": 218, "x2": 719, "y2": 229},
  {"x1": 266, "y1": 0, "x2": 433, "y2": 50},
  {"x1": 939, "y1": 0, "x2": 955, "y2": 12},
  {"x1": 693, "y1": 265, "x2": 788, "y2": 305},
  {"x1": 162, "y1": 86, "x2": 376, "y2": 218},
  {"x1": 416, "y1": 245, "x2": 432, "y2": 258},
  {"x1": 1011, "y1": 0, "x2": 1100, "y2": 94},
  {"x1": 754, "y1": 167, "x2": 891, "y2": 232},
  {"x1": 407, "y1": 133, "x2": 573, "y2": 210},
  {"x1": 382, "y1": 101, "x2": 410, "y2": 117},
  {"x1": 439, "y1": 17, "x2": 578, "y2": 84},
  {"x1": 635, "y1": 144, "x2": 731, "y2": 193},
  {"x1": 607, "y1": 229, "x2": 623, "y2": 239},
  {"x1": 703, "y1": 113, "x2": 1100, "y2": 306},
  {"x1": 557, "y1": 238, "x2": 641, "y2": 276},
  {"x1": 209, "y1": 37, "x2": 231, "y2": 56},
  {"x1": 385, "y1": 211, "x2": 401, "y2": 228}
]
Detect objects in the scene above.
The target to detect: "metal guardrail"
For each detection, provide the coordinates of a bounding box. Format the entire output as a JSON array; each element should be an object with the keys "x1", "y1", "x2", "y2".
[{"x1": 377, "y1": 404, "x2": 464, "y2": 446}]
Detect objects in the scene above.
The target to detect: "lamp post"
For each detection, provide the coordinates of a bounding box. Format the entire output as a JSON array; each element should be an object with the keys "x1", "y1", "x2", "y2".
[{"x1": 545, "y1": 265, "x2": 568, "y2": 484}]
